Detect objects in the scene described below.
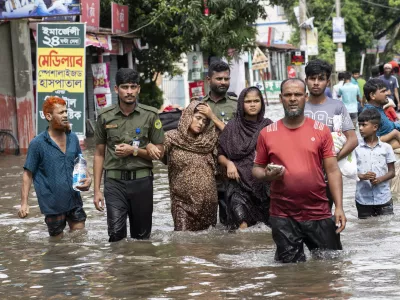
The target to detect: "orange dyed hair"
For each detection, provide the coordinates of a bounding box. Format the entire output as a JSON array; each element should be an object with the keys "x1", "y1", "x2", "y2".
[{"x1": 43, "y1": 96, "x2": 66, "y2": 115}]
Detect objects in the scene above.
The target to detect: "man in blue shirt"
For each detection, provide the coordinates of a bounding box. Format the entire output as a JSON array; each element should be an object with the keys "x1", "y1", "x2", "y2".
[
  {"x1": 338, "y1": 72, "x2": 361, "y2": 128},
  {"x1": 18, "y1": 96, "x2": 91, "y2": 237},
  {"x1": 363, "y1": 78, "x2": 400, "y2": 151}
]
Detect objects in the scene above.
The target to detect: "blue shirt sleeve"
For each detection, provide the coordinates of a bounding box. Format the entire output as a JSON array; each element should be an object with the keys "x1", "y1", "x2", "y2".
[{"x1": 23, "y1": 139, "x2": 41, "y2": 175}]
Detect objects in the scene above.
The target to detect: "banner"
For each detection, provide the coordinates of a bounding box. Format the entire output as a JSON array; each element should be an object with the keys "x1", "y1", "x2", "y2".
[
  {"x1": 287, "y1": 66, "x2": 297, "y2": 79},
  {"x1": 335, "y1": 51, "x2": 346, "y2": 72},
  {"x1": 36, "y1": 23, "x2": 86, "y2": 136},
  {"x1": 306, "y1": 28, "x2": 319, "y2": 56},
  {"x1": 251, "y1": 47, "x2": 269, "y2": 70},
  {"x1": 81, "y1": 0, "x2": 100, "y2": 32},
  {"x1": 332, "y1": 17, "x2": 346, "y2": 43},
  {"x1": 290, "y1": 51, "x2": 305, "y2": 65},
  {"x1": 0, "y1": 0, "x2": 81, "y2": 20},
  {"x1": 111, "y1": 2, "x2": 129, "y2": 34},
  {"x1": 92, "y1": 63, "x2": 112, "y2": 109},
  {"x1": 254, "y1": 80, "x2": 282, "y2": 101},
  {"x1": 189, "y1": 81, "x2": 205, "y2": 99},
  {"x1": 188, "y1": 52, "x2": 204, "y2": 81}
]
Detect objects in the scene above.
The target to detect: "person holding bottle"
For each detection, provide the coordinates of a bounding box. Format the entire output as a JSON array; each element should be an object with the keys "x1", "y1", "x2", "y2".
[
  {"x1": 18, "y1": 96, "x2": 91, "y2": 238},
  {"x1": 93, "y1": 68, "x2": 165, "y2": 242}
]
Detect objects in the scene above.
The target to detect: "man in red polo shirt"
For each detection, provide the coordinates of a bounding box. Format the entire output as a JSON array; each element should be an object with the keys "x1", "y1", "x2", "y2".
[{"x1": 253, "y1": 78, "x2": 346, "y2": 263}]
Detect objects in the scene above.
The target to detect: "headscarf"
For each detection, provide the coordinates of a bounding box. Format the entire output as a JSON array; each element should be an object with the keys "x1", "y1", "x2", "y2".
[
  {"x1": 167, "y1": 100, "x2": 218, "y2": 153},
  {"x1": 218, "y1": 86, "x2": 272, "y2": 197}
]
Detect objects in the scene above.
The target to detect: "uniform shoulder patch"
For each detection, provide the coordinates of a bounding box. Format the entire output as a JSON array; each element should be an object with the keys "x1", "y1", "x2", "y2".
[
  {"x1": 98, "y1": 104, "x2": 116, "y2": 116},
  {"x1": 227, "y1": 95, "x2": 238, "y2": 101},
  {"x1": 138, "y1": 103, "x2": 159, "y2": 114},
  {"x1": 154, "y1": 119, "x2": 162, "y2": 129}
]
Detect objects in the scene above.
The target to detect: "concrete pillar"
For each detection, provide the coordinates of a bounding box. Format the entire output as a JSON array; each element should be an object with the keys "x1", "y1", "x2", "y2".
[{"x1": 10, "y1": 20, "x2": 35, "y2": 152}]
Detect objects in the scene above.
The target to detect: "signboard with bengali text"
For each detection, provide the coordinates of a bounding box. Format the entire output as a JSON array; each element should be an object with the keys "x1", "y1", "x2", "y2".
[
  {"x1": 81, "y1": 0, "x2": 100, "y2": 32},
  {"x1": 111, "y1": 2, "x2": 129, "y2": 34},
  {"x1": 36, "y1": 23, "x2": 86, "y2": 136}
]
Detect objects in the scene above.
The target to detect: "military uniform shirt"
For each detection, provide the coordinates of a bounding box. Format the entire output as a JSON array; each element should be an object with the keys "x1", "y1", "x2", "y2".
[
  {"x1": 202, "y1": 93, "x2": 237, "y2": 125},
  {"x1": 94, "y1": 103, "x2": 165, "y2": 171}
]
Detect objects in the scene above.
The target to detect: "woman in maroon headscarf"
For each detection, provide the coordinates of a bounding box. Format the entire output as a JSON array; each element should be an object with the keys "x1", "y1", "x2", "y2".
[
  {"x1": 218, "y1": 87, "x2": 272, "y2": 229},
  {"x1": 164, "y1": 101, "x2": 219, "y2": 231}
]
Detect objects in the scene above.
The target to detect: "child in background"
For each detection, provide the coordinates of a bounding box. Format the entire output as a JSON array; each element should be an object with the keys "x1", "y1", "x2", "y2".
[
  {"x1": 355, "y1": 108, "x2": 396, "y2": 219},
  {"x1": 384, "y1": 98, "x2": 398, "y2": 122},
  {"x1": 363, "y1": 78, "x2": 400, "y2": 150}
]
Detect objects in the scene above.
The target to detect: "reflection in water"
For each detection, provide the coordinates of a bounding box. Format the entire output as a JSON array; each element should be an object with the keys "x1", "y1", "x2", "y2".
[{"x1": 0, "y1": 104, "x2": 398, "y2": 298}]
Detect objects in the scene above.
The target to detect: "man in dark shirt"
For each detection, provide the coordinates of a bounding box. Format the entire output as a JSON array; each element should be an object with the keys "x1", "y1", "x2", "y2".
[{"x1": 18, "y1": 96, "x2": 91, "y2": 237}]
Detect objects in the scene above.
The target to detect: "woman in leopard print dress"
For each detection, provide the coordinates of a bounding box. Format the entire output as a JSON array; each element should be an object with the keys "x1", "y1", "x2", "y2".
[{"x1": 164, "y1": 101, "x2": 219, "y2": 231}]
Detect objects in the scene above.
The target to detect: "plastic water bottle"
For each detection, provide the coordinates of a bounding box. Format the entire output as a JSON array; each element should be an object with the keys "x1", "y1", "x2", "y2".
[{"x1": 72, "y1": 154, "x2": 87, "y2": 191}]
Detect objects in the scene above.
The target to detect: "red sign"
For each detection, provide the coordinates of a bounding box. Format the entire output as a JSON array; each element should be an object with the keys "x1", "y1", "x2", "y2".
[
  {"x1": 189, "y1": 81, "x2": 205, "y2": 99},
  {"x1": 287, "y1": 66, "x2": 297, "y2": 78},
  {"x1": 112, "y1": 2, "x2": 129, "y2": 34},
  {"x1": 81, "y1": 0, "x2": 100, "y2": 32},
  {"x1": 290, "y1": 51, "x2": 306, "y2": 66}
]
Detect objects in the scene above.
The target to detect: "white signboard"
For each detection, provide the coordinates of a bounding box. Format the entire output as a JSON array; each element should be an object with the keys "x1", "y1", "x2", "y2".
[
  {"x1": 332, "y1": 17, "x2": 346, "y2": 43},
  {"x1": 335, "y1": 51, "x2": 346, "y2": 72}
]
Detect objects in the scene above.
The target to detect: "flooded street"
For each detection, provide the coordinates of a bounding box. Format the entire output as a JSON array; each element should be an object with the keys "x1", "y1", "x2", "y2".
[{"x1": 1, "y1": 103, "x2": 400, "y2": 299}]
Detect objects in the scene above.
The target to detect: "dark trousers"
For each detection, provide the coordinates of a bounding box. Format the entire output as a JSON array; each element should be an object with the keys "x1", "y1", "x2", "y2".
[
  {"x1": 217, "y1": 179, "x2": 227, "y2": 225},
  {"x1": 104, "y1": 176, "x2": 153, "y2": 242},
  {"x1": 269, "y1": 216, "x2": 342, "y2": 263},
  {"x1": 356, "y1": 199, "x2": 394, "y2": 219}
]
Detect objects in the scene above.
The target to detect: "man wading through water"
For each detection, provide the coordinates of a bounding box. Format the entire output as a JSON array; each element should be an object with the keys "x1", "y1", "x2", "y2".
[
  {"x1": 93, "y1": 68, "x2": 164, "y2": 242},
  {"x1": 304, "y1": 59, "x2": 358, "y2": 209},
  {"x1": 197, "y1": 61, "x2": 238, "y2": 225},
  {"x1": 253, "y1": 78, "x2": 346, "y2": 263}
]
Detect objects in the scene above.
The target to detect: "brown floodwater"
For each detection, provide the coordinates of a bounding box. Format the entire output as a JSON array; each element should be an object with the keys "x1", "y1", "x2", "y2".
[{"x1": 1, "y1": 104, "x2": 399, "y2": 299}]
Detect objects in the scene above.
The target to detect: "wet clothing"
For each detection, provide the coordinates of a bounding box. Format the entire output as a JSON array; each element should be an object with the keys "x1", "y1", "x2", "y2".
[
  {"x1": 363, "y1": 104, "x2": 400, "y2": 136},
  {"x1": 305, "y1": 97, "x2": 355, "y2": 210},
  {"x1": 45, "y1": 207, "x2": 87, "y2": 237},
  {"x1": 104, "y1": 176, "x2": 153, "y2": 241},
  {"x1": 203, "y1": 92, "x2": 238, "y2": 224},
  {"x1": 355, "y1": 138, "x2": 396, "y2": 206},
  {"x1": 356, "y1": 199, "x2": 394, "y2": 219},
  {"x1": 164, "y1": 101, "x2": 219, "y2": 231},
  {"x1": 304, "y1": 97, "x2": 354, "y2": 132},
  {"x1": 254, "y1": 118, "x2": 336, "y2": 221},
  {"x1": 94, "y1": 103, "x2": 164, "y2": 171},
  {"x1": 218, "y1": 87, "x2": 272, "y2": 228},
  {"x1": 269, "y1": 216, "x2": 342, "y2": 263},
  {"x1": 24, "y1": 128, "x2": 83, "y2": 215},
  {"x1": 202, "y1": 93, "x2": 237, "y2": 125},
  {"x1": 94, "y1": 103, "x2": 164, "y2": 242}
]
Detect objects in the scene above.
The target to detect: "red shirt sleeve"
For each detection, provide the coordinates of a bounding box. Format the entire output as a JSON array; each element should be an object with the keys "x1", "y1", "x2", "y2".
[
  {"x1": 254, "y1": 129, "x2": 269, "y2": 165},
  {"x1": 385, "y1": 107, "x2": 397, "y2": 122},
  {"x1": 321, "y1": 126, "x2": 337, "y2": 159}
]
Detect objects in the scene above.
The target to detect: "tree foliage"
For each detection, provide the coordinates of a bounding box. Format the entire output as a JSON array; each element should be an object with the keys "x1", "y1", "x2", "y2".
[
  {"x1": 100, "y1": 0, "x2": 266, "y2": 81},
  {"x1": 269, "y1": 0, "x2": 400, "y2": 72}
]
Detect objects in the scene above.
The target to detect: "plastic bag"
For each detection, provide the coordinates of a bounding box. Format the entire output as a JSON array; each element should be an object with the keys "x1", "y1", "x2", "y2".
[{"x1": 331, "y1": 115, "x2": 358, "y2": 180}]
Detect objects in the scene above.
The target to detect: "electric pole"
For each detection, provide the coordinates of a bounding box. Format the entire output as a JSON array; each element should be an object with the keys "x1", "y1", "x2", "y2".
[
  {"x1": 335, "y1": 0, "x2": 342, "y2": 51},
  {"x1": 299, "y1": 0, "x2": 307, "y2": 79}
]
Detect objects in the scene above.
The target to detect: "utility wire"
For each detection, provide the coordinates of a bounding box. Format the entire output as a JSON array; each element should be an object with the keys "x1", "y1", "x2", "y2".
[
  {"x1": 318, "y1": 4, "x2": 336, "y2": 33},
  {"x1": 116, "y1": 11, "x2": 165, "y2": 36},
  {"x1": 360, "y1": 0, "x2": 400, "y2": 11}
]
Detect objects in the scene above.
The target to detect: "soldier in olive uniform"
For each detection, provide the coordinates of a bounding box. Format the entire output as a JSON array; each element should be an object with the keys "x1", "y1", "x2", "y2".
[
  {"x1": 196, "y1": 61, "x2": 237, "y2": 224},
  {"x1": 93, "y1": 68, "x2": 165, "y2": 242}
]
